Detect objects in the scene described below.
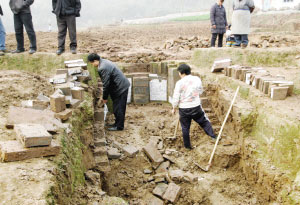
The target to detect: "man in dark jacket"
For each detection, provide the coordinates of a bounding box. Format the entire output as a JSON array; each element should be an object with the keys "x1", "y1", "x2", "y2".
[
  {"x1": 0, "y1": 5, "x2": 6, "y2": 55},
  {"x1": 88, "y1": 53, "x2": 130, "y2": 131},
  {"x1": 9, "y1": 0, "x2": 36, "y2": 54},
  {"x1": 52, "y1": 0, "x2": 81, "y2": 55},
  {"x1": 210, "y1": 0, "x2": 228, "y2": 47}
]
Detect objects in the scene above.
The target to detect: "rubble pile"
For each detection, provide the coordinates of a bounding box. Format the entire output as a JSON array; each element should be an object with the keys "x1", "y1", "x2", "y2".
[
  {"x1": 162, "y1": 36, "x2": 210, "y2": 51},
  {"x1": 250, "y1": 35, "x2": 300, "y2": 48},
  {"x1": 211, "y1": 59, "x2": 294, "y2": 100},
  {"x1": 108, "y1": 51, "x2": 170, "y2": 64},
  {"x1": 0, "y1": 59, "x2": 91, "y2": 162}
]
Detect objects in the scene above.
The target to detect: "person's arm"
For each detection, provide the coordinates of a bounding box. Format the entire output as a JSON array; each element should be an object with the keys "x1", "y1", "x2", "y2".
[
  {"x1": 196, "y1": 77, "x2": 204, "y2": 96},
  {"x1": 210, "y1": 5, "x2": 216, "y2": 28},
  {"x1": 52, "y1": 0, "x2": 57, "y2": 11},
  {"x1": 23, "y1": 0, "x2": 34, "y2": 8},
  {"x1": 99, "y1": 68, "x2": 111, "y2": 101},
  {"x1": 172, "y1": 82, "x2": 181, "y2": 109},
  {"x1": 248, "y1": 0, "x2": 255, "y2": 13},
  {"x1": 75, "y1": 0, "x2": 81, "y2": 17}
]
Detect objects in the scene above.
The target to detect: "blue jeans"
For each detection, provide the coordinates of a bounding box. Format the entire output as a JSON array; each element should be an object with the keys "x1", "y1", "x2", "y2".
[
  {"x1": 234, "y1": 34, "x2": 248, "y2": 46},
  {"x1": 0, "y1": 18, "x2": 6, "y2": 51}
]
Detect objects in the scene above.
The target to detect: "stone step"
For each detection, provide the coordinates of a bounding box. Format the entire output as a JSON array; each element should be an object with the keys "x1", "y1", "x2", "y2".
[
  {"x1": 94, "y1": 138, "x2": 107, "y2": 147},
  {"x1": 93, "y1": 147, "x2": 107, "y2": 156},
  {"x1": 0, "y1": 140, "x2": 60, "y2": 162},
  {"x1": 95, "y1": 155, "x2": 109, "y2": 167}
]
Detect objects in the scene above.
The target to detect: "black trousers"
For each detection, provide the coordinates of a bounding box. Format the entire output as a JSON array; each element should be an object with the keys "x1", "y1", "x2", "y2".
[
  {"x1": 211, "y1": 33, "x2": 224, "y2": 47},
  {"x1": 111, "y1": 89, "x2": 129, "y2": 129},
  {"x1": 14, "y1": 13, "x2": 37, "y2": 51},
  {"x1": 179, "y1": 105, "x2": 216, "y2": 148},
  {"x1": 57, "y1": 15, "x2": 77, "y2": 50}
]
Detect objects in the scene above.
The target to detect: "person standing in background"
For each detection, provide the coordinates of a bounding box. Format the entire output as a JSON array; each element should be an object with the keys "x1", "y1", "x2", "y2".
[
  {"x1": 0, "y1": 4, "x2": 6, "y2": 55},
  {"x1": 52, "y1": 0, "x2": 81, "y2": 55},
  {"x1": 210, "y1": 0, "x2": 228, "y2": 48},
  {"x1": 9, "y1": 0, "x2": 37, "y2": 54},
  {"x1": 231, "y1": 0, "x2": 255, "y2": 48}
]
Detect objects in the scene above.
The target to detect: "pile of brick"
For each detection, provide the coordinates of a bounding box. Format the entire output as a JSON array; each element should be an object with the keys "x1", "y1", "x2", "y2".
[
  {"x1": 211, "y1": 59, "x2": 294, "y2": 100},
  {"x1": 142, "y1": 137, "x2": 198, "y2": 204},
  {"x1": 250, "y1": 35, "x2": 300, "y2": 48},
  {"x1": 162, "y1": 36, "x2": 210, "y2": 51},
  {"x1": 108, "y1": 51, "x2": 169, "y2": 63},
  {"x1": 0, "y1": 59, "x2": 90, "y2": 162}
]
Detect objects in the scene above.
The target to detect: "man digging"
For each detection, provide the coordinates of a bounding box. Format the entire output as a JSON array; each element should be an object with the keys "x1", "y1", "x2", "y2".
[
  {"x1": 172, "y1": 64, "x2": 217, "y2": 149},
  {"x1": 88, "y1": 53, "x2": 130, "y2": 131}
]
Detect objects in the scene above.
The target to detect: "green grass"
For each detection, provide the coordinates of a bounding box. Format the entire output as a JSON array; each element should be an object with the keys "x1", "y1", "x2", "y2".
[{"x1": 171, "y1": 14, "x2": 209, "y2": 22}]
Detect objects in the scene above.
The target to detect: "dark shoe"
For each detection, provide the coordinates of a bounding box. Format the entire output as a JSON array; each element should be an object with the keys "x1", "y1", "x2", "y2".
[
  {"x1": 71, "y1": 48, "x2": 77, "y2": 54},
  {"x1": 241, "y1": 44, "x2": 247, "y2": 49},
  {"x1": 56, "y1": 49, "x2": 65, "y2": 55},
  {"x1": 185, "y1": 145, "x2": 195, "y2": 150},
  {"x1": 29, "y1": 49, "x2": 36, "y2": 54},
  {"x1": 107, "y1": 126, "x2": 123, "y2": 131},
  {"x1": 11, "y1": 49, "x2": 25, "y2": 54}
]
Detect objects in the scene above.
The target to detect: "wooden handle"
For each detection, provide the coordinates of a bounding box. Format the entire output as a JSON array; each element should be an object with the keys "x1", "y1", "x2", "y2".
[{"x1": 207, "y1": 86, "x2": 240, "y2": 166}]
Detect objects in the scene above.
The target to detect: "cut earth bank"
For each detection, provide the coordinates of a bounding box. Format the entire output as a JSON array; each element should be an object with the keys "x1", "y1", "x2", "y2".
[{"x1": 0, "y1": 46, "x2": 299, "y2": 204}]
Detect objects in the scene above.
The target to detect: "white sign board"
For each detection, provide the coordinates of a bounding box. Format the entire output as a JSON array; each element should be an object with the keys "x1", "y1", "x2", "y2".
[
  {"x1": 127, "y1": 78, "x2": 132, "y2": 103},
  {"x1": 150, "y1": 78, "x2": 167, "y2": 101}
]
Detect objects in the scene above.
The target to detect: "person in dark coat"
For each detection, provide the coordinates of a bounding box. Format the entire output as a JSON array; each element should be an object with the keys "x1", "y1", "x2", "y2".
[
  {"x1": 210, "y1": 0, "x2": 228, "y2": 47},
  {"x1": 52, "y1": 0, "x2": 81, "y2": 55},
  {"x1": 9, "y1": 0, "x2": 37, "y2": 54},
  {"x1": 0, "y1": 5, "x2": 6, "y2": 55},
  {"x1": 88, "y1": 53, "x2": 130, "y2": 131}
]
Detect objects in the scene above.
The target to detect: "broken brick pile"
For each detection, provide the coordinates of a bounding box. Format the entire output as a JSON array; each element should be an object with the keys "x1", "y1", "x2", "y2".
[
  {"x1": 250, "y1": 35, "x2": 300, "y2": 48},
  {"x1": 211, "y1": 59, "x2": 294, "y2": 101},
  {"x1": 162, "y1": 36, "x2": 210, "y2": 51},
  {"x1": 0, "y1": 59, "x2": 90, "y2": 162}
]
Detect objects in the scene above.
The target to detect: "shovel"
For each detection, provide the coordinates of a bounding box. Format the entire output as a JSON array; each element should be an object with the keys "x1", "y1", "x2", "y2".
[{"x1": 197, "y1": 86, "x2": 240, "y2": 172}]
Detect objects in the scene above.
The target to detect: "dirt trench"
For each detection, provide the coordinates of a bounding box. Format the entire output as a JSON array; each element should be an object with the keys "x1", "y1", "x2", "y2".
[{"x1": 92, "y1": 85, "x2": 267, "y2": 205}]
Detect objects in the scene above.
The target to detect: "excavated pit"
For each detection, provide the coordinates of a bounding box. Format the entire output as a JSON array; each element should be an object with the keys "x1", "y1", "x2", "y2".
[{"x1": 94, "y1": 83, "x2": 267, "y2": 205}]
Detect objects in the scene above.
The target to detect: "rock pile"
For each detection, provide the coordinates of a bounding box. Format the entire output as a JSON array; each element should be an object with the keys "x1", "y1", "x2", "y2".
[
  {"x1": 162, "y1": 36, "x2": 210, "y2": 51},
  {"x1": 108, "y1": 51, "x2": 169, "y2": 64},
  {"x1": 250, "y1": 35, "x2": 300, "y2": 48}
]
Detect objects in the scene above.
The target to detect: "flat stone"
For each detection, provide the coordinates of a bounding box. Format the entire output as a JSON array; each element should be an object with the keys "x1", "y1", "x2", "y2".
[
  {"x1": 107, "y1": 147, "x2": 121, "y2": 159},
  {"x1": 144, "y1": 194, "x2": 164, "y2": 205},
  {"x1": 14, "y1": 124, "x2": 52, "y2": 148},
  {"x1": 183, "y1": 172, "x2": 198, "y2": 183},
  {"x1": 162, "y1": 182, "x2": 182, "y2": 203},
  {"x1": 70, "y1": 98, "x2": 81, "y2": 108},
  {"x1": 155, "y1": 177, "x2": 165, "y2": 183},
  {"x1": 84, "y1": 170, "x2": 100, "y2": 185},
  {"x1": 37, "y1": 93, "x2": 50, "y2": 102},
  {"x1": 93, "y1": 147, "x2": 107, "y2": 156},
  {"x1": 122, "y1": 145, "x2": 139, "y2": 157},
  {"x1": 50, "y1": 93, "x2": 66, "y2": 113},
  {"x1": 21, "y1": 100, "x2": 49, "y2": 110},
  {"x1": 211, "y1": 59, "x2": 231, "y2": 72},
  {"x1": 54, "y1": 109, "x2": 73, "y2": 121},
  {"x1": 50, "y1": 73, "x2": 67, "y2": 84},
  {"x1": 271, "y1": 86, "x2": 288, "y2": 100},
  {"x1": 143, "y1": 142, "x2": 164, "y2": 168},
  {"x1": 6, "y1": 106, "x2": 65, "y2": 133},
  {"x1": 55, "y1": 83, "x2": 72, "y2": 96},
  {"x1": 153, "y1": 183, "x2": 168, "y2": 198},
  {"x1": 147, "y1": 176, "x2": 154, "y2": 182},
  {"x1": 95, "y1": 138, "x2": 107, "y2": 147},
  {"x1": 0, "y1": 140, "x2": 60, "y2": 162},
  {"x1": 156, "y1": 161, "x2": 170, "y2": 173},
  {"x1": 169, "y1": 170, "x2": 184, "y2": 182},
  {"x1": 68, "y1": 67, "x2": 82, "y2": 76},
  {"x1": 71, "y1": 87, "x2": 84, "y2": 101},
  {"x1": 144, "y1": 169, "x2": 152, "y2": 174},
  {"x1": 64, "y1": 59, "x2": 84, "y2": 65},
  {"x1": 162, "y1": 154, "x2": 176, "y2": 164},
  {"x1": 66, "y1": 63, "x2": 87, "y2": 69},
  {"x1": 95, "y1": 155, "x2": 109, "y2": 166}
]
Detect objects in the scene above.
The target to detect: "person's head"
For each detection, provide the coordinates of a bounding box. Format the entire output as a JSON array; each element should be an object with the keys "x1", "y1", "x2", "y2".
[
  {"x1": 87, "y1": 53, "x2": 101, "y2": 67},
  {"x1": 177, "y1": 64, "x2": 191, "y2": 78},
  {"x1": 218, "y1": 0, "x2": 224, "y2": 6}
]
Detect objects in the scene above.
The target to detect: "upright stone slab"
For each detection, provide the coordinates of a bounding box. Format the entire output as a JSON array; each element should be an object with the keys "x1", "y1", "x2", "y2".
[
  {"x1": 68, "y1": 67, "x2": 82, "y2": 76},
  {"x1": 162, "y1": 182, "x2": 182, "y2": 203},
  {"x1": 133, "y1": 76, "x2": 150, "y2": 104},
  {"x1": 143, "y1": 142, "x2": 164, "y2": 168},
  {"x1": 211, "y1": 58, "x2": 231, "y2": 73},
  {"x1": 50, "y1": 93, "x2": 66, "y2": 113},
  {"x1": 168, "y1": 66, "x2": 180, "y2": 102},
  {"x1": 149, "y1": 75, "x2": 167, "y2": 102},
  {"x1": 14, "y1": 124, "x2": 52, "y2": 148},
  {"x1": 271, "y1": 86, "x2": 289, "y2": 100},
  {"x1": 71, "y1": 87, "x2": 84, "y2": 101},
  {"x1": 125, "y1": 74, "x2": 133, "y2": 104},
  {"x1": 161, "y1": 62, "x2": 168, "y2": 76},
  {"x1": 0, "y1": 140, "x2": 60, "y2": 162}
]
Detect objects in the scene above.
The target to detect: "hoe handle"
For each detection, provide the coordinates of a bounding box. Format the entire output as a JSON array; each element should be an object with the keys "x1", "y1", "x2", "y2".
[{"x1": 207, "y1": 86, "x2": 240, "y2": 167}]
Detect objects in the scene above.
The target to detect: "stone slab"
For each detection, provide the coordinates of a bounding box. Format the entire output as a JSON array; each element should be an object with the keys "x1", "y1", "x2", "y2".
[
  {"x1": 156, "y1": 161, "x2": 170, "y2": 173},
  {"x1": 50, "y1": 73, "x2": 67, "y2": 84},
  {"x1": 14, "y1": 124, "x2": 52, "y2": 148},
  {"x1": 64, "y1": 59, "x2": 84, "y2": 65},
  {"x1": 50, "y1": 93, "x2": 66, "y2": 113},
  {"x1": 93, "y1": 147, "x2": 107, "y2": 156},
  {"x1": 122, "y1": 145, "x2": 139, "y2": 157},
  {"x1": 153, "y1": 183, "x2": 168, "y2": 198},
  {"x1": 6, "y1": 106, "x2": 65, "y2": 133},
  {"x1": 68, "y1": 67, "x2": 82, "y2": 76},
  {"x1": 162, "y1": 182, "x2": 182, "y2": 203},
  {"x1": 56, "y1": 69, "x2": 68, "y2": 75},
  {"x1": 95, "y1": 138, "x2": 107, "y2": 147},
  {"x1": 144, "y1": 194, "x2": 164, "y2": 205},
  {"x1": 54, "y1": 109, "x2": 73, "y2": 121},
  {"x1": 169, "y1": 170, "x2": 184, "y2": 182},
  {"x1": 71, "y1": 87, "x2": 84, "y2": 101},
  {"x1": 66, "y1": 63, "x2": 87, "y2": 69},
  {"x1": 0, "y1": 140, "x2": 60, "y2": 162},
  {"x1": 271, "y1": 86, "x2": 288, "y2": 100},
  {"x1": 143, "y1": 142, "x2": 164, "y2": 168},
  {"x1": 211, "y1": 59, "x2": 231, "y2": 72},
  {"x1": 95, "y1": 155, "x2": 109, "y2": 166},
  {"x1": 107, "y1": 147, "x2": 121, "y2": 159}
]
